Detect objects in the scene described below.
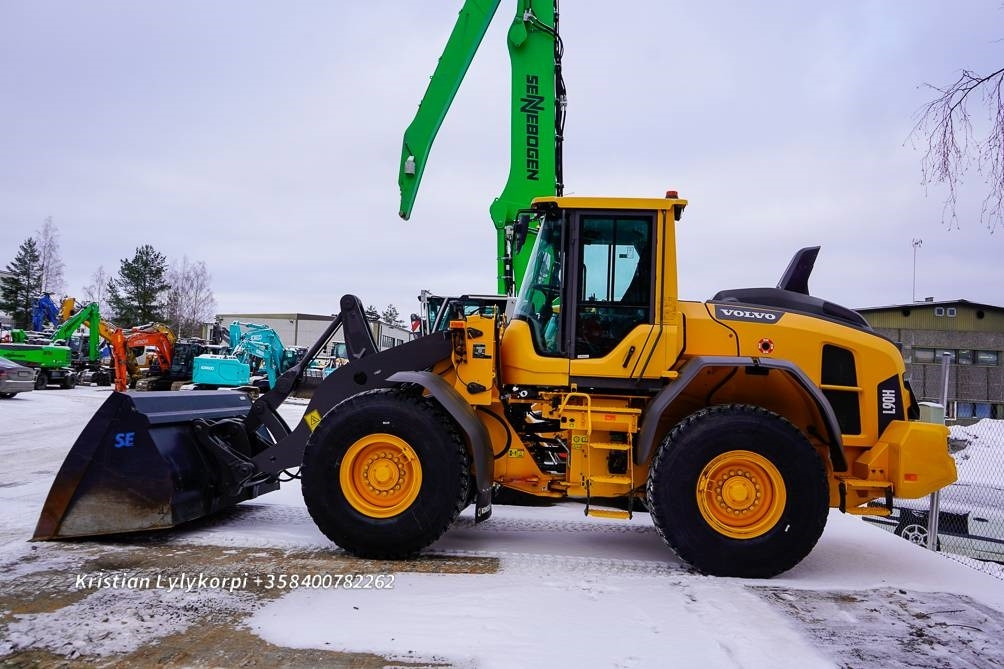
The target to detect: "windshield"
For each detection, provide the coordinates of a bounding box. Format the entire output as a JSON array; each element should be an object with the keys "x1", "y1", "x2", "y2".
[
  {"x1": 170, "y1": 342, "x2": 199, "y2": 373},
  {"x1": 513, "y1": 212, "x2": 564, "y2": 355}
]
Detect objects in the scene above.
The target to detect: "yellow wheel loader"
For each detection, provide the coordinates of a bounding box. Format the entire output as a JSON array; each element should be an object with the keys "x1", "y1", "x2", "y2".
[{"x1": 34, "y1": 194, "x2": 956, "y2": 578}]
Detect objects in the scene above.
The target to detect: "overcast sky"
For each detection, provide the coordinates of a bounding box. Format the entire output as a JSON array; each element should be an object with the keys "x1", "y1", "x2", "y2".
[{"x1": 2, "y1": 1, "x2": 1002, "y2": 318}]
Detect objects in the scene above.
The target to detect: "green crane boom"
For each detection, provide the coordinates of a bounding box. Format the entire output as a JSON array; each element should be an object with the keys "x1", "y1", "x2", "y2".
[
  {"x1": 50, "y1": 302, "x2": 103, "y2": 364},
  {"x1": 398, "y1": 0, "x2": 564, "y2": 295}
]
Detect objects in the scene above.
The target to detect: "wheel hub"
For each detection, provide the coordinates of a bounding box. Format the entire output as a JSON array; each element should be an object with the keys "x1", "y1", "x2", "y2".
[
  {"x1": 340, "y1": 434, "x2": 423, "y2": 518},
  {"x1": 697, "y1": 451, "x2": 786, "y2": 539}
]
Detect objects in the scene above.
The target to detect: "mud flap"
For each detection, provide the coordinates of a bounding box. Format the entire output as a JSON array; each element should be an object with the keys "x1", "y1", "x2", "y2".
[{"x1": 33, "y1": 391, "x2": 278, "y2": 540}]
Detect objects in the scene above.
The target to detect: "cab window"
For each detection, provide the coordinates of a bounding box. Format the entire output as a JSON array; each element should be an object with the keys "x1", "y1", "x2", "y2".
[{"x1": 575, "y1": 216, "x2": 652, "y2": 358}]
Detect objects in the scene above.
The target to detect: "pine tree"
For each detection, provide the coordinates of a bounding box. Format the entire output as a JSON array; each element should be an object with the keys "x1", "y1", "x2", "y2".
[
  {"x1": 0, "y1": 238, "x2": 44, "y2": 328},
  {"x1": 381, "y1": 305, "x2": 404, "y2": 328},
  {"x1": 106, "y1": 245, "x2": 171, "y2": 325},
  {"x1": 364, "y1": 304, "x2": 380, "y2": 320}
]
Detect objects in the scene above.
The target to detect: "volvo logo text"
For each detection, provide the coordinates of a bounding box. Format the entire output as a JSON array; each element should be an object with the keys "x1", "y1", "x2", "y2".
[{"x1": 714, "y1": 305, "x2": 782, "y2": 323}]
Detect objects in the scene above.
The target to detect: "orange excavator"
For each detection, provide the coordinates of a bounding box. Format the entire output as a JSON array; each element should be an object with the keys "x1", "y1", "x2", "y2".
[{"x1": 104, "y1": 323, "x2": 176, "y2": 392}]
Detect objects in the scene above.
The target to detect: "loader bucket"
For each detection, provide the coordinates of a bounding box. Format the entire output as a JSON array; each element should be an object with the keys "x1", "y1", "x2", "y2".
[{"x1": 33, "y1": 390, "x2": 278, "y2": 540}]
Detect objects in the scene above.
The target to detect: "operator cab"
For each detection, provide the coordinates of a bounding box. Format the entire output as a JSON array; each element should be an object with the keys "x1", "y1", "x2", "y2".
[
  {"x1": 503, "y1": 195, "x2": 687, "y2": 388},
  {"x1": 513, "y1": 201, "x2": 655, "y2": 359}
]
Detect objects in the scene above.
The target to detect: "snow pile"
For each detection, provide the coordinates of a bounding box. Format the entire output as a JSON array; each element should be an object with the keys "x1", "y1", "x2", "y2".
[{"x1": 949, "y1": 419, "x2": 1004, "y2": 485}]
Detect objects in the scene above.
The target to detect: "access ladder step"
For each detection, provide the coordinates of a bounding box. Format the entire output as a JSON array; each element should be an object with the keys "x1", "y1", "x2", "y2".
[
  {"x1": 586, "y1": 508, "x2": 631, "y2": 520},
  {"x1": 588, "y1": 475, "x2": 632, "y2": 485},
  {"x1": 589, "y1": 442, "x2": 631, "y2": 452}
]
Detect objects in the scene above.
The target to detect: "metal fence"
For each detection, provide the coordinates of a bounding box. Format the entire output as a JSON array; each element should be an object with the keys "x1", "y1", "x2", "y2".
[
  {"x1": 935, "y1": 417, "x2": 1004, "y2": 577},
  {"x1": 870, "y1": 352, "x2": 1004, "y2": 579}
]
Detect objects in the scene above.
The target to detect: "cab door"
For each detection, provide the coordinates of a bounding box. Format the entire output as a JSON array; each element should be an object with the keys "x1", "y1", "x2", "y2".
[{"x1": 566, "y1": 211, "x2": 664, "y2": 384}]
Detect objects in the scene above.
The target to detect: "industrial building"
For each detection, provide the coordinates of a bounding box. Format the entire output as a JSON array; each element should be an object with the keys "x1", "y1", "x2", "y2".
[
  {"x1": 857, "y1": 299, "x2": 1004, "y2": 420},
  {"x1": 209, "y1": 312, "x2": 412, "y2": 351}
]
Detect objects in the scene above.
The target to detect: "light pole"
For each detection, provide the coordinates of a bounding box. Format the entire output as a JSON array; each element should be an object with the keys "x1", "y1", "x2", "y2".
[{"x1": 912, "y1": 238, "x2": 923, "y2": 302}]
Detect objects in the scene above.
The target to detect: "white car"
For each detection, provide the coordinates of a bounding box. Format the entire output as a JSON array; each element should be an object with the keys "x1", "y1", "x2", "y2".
[{"x1": 865, "y1": 483, "x2": 1004, "y2": 564}]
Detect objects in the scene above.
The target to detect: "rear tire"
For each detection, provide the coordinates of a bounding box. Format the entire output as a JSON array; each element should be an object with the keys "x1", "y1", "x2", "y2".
[
  {"x1": 301, "y1": 388, "x2": 470, "y2": 559},
  {"x1": 0, "y1": 392, "x2": 14, "y2": 399},
  {"x1": 34, "y1": 372, "x2": 48, "y2": 390},
  {"x1": 62, "y1": 374, "x2": 77, "y2": 389},
  {"x1": 646, "y1": 404, "x2": 829, "y2": 578}
]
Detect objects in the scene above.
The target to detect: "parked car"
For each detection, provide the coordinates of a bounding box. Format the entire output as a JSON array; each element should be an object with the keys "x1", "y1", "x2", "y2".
[
  {"x1": 0, "y1": 357, "x2": 36, "y2": 398},
  {"x1": 865, "y1": 482, "x2": 1004, "y2": 564}
]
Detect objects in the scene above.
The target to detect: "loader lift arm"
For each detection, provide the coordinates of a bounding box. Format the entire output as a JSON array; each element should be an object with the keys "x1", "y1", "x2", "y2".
[
  {"x1": 399, "y1": 0, "x2": 564, "y2": 294},
  {"x1": 243, "y1": 295, "x2": 451, "y2": 473}
]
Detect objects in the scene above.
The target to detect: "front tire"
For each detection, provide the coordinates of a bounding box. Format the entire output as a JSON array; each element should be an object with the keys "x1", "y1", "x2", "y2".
[
  {"x1": 301, "y1": 388, "x2": 470, "y2": 559},
  {"x1": 647, "y1": 404, "x2": 829, "y2": 578},
  {"x1": 34, "y1": 372, "x2": 48, "y2": 390}
]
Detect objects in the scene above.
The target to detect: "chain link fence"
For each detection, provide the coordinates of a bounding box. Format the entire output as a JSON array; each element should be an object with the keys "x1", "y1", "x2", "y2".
[
  {"x1": 926, "y1": 418, "x2": 1004, "y2": 578},
  {"x1": 866, "y1": 353, "x2": 1004, "y2": 578}
]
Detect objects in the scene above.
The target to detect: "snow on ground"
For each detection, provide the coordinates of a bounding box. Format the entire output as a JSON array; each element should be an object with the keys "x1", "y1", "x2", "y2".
[{"x1": 2, "y1": 385, "x2": 1004, "y2": 667}]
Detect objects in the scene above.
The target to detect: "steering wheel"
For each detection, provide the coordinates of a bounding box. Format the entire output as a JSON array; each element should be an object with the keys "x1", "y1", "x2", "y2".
[{"x1": 576, "y1": 314, "x2": 604, "y2": 355}]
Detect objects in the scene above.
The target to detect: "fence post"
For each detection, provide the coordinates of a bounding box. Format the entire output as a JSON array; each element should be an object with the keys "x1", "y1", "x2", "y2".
[{"x1": 925, "y1": 351, "x2": 952, "y2": 551}]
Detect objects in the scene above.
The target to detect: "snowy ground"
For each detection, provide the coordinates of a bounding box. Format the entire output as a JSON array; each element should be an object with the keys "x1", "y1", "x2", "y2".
[{"x1": 1, "y1": 385, "x2": 1003, "y2": 668}]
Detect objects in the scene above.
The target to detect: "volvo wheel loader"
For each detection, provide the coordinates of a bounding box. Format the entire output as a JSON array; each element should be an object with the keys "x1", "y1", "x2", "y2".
[{"x1": 33, "y1": 194, "x2": 956, "y2": 578}]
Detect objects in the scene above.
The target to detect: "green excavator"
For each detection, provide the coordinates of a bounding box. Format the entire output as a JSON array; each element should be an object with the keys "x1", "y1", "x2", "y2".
[{"x1": 48, "y1": 302, "x2": 114, "y2": 387}]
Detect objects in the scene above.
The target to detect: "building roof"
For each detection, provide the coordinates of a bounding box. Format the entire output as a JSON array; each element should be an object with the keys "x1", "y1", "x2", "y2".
[
  {"x1": 856, "y1": 299, "x2": 1004, "y2": 313},
  {"x1": 215, "y1": 312, "x2": 335, "y2": 321}
]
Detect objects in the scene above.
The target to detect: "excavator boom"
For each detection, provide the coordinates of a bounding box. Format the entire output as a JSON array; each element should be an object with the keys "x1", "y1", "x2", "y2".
[
  {"x1": 51, "y1": 302, "x2": 103, "y2": 363},
  {"x1": 399, "y1": 0, "x2": 563, "y2": 294},
  {"x1": 398, "y1": 0, "x2": 501, "y2": 221}
]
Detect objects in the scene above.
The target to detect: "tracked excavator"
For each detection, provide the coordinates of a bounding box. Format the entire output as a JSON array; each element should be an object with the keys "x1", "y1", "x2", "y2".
[
  {"x1": 133, "y1": 338, "x2": 214, "y2": 391},
  {"x1": 115, "y1": 323, "x2": 175, "y2": 391},
  {"x1": 192, "y1": 321, "x2": 301, "y2": 391},
  {"x1": 32, "y1": 1, "x2": 956, "y2": 578}
]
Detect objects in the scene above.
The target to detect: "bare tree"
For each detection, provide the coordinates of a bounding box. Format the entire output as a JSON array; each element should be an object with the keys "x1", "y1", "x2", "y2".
[
  {"x1": 913, "y1": 66, "x2": 1004, "y2": 231},
  {"x1": 164, "y1": 257, "x2": 217, "y2": 337},
  {"x1": 35, "y1": 216, "x2": 66, "y2": 294},
  {"x1": 81, "y1": 265, "x2": 110, "y2": 315}
]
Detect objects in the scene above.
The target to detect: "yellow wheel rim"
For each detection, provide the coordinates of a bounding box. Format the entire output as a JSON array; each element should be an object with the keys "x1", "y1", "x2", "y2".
[
  {"x1": 340, "y1": 433, "x2": 423, "y2": 518},
  {"x1": 696, "y1": 450, "x2": 786, "y2": 539}
]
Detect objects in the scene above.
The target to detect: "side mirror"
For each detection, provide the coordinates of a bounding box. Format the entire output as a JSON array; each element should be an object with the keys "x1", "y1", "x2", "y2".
[{"x1": 513, "y1": 213, "x2": 531, "y2": 253}]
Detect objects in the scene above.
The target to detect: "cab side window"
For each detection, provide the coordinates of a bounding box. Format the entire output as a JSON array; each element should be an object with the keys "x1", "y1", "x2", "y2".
[{"x1": 576, "y1": 216, "x2": 652, "y2": 358}]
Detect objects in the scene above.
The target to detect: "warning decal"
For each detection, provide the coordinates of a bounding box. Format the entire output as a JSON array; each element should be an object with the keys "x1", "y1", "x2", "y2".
[{"x1": 303, "y1": 409, "x2": 322, "y2": 432}]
